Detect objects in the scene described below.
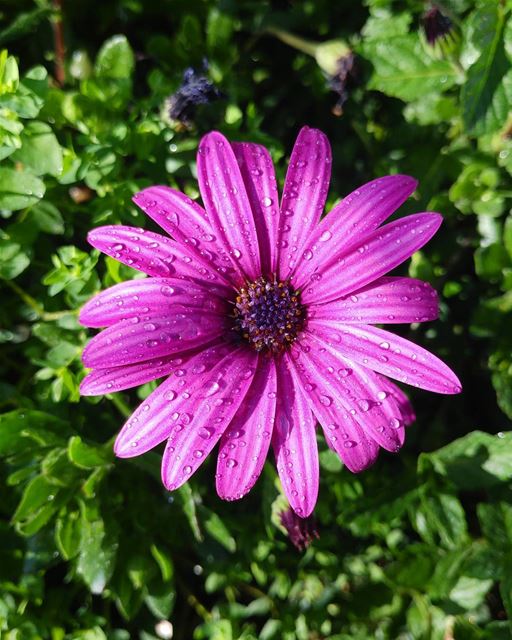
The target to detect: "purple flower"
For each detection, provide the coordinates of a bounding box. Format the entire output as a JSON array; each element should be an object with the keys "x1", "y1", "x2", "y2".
[{"x1": 80, "y1": 127, "x2": 461, "y2": 516}]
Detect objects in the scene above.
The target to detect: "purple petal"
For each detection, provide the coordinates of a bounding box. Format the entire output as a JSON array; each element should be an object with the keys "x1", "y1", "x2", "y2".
[
  {"x1": 80, "y1": 349, "x2": 204, "y2": 396},
  {"x1": 82, "y1": 309, "x2": 225, "y2": 369},
  {"x1": 273, "y1": 356, "x2": 319, "y2": 517},
  {"x1": 160, "y1": 348, "x2": 258, "y2": 490},
  {"x1": 133, "y1": 186, "x2": 240, "y2": 287},
  {"x1": 292, "y1": 175, "x2": 417, "y2": 288},
  {"x1": 231, "y1": 142, "x2": 280, "y2": 276},
  {"x1": 216, "y1": 357, "x2": 277, "y2": 500},
  {"x1": 308, "y1": 277, "x2": 439, "y2": 324},
  {"x1": 197, "y1": 131, "x2": 261, "y2": 281},
  {"x1": 88, "y1": 225, "x2": 232, "y2": 290},
  {"x1": 293, "y1": 332, "x2": 405, "y2": 452},
  {"x1": 278, "y1": 127, "x2": 332, "y2": 280},
  {"x1": 309, "y1": 320, "x2": 462, "y2": 394},
  {"x1": 376, "y1": 374, "x2": 416, "y2": 427},
  {"x1": 79, "y1": 278, "x2": 227, "y2": 328},
  {"x1": 288, "y1": 348, "x2": 380, "y2": 472},
  {"x1": 113, "y1": 342, "x2": 236, "y2": 457},
  {"x1": 301, "y1": 213, "x2": 443, "y2": 305}
]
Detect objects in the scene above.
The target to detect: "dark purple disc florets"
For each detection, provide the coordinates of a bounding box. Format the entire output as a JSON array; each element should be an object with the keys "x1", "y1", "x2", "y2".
[{"x1": 233, "y1": 276, "x2": 306, "y2": 353}]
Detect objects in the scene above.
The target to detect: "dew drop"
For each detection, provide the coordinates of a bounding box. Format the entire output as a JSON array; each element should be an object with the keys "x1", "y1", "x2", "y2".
[
  {"x1": 199, "y1": 426, "x2": 215, "y2": 439},
  {"x1": 357, "y1": 399, "x2": 370, "y2": 412},
  {"x1": 319, "y1": 230, "x2": 332, "y2": 242},
  {"x1": 193, "y1": 450, "x2": 204, "y2": 458},
  {"x1": 344, "y1": 440, "x2": 357, "y2": 448},
  {"x1": 262, "y1": 196, "x2": 273, "y2": 207},
  {"x1": 379, "y1": 341, "x2": 390, "y2": 350},
  {"x1": 303, "y1": 249, "x2": 313, "y2": 261},
  {"x1": 377, "y1": 391, "x2": 387, "y2": 401},
  {"x1": 226, "y1": 458, "x2": 238, "y2": 469},
  {"x1": 205, "y1": 381, "x2": 220, "y2": 396},
  {"x1": 319, "y1": 394, "x2": 333, "y2": 406},
  {"x1": 183, "y1": 465, "x2": 192, "y2": 475}
]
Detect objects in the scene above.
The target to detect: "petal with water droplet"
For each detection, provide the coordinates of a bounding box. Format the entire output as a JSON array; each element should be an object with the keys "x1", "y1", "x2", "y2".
[
  {"x1": 292, "y1": 175, "x2": 417, "y2": 288},
  {"x1": 159, "y1": 349, "x2": 258, "y2": 489},
  {"x1": 301, "y1": 213, "x2": 443, "y2": 305},
  {"x1": 308, "y1": 276, "x2": 439, "y2": 325},
  {"x1": 197, "y1": 131, "x2": 261, "y2": 281},
  {"x1": 79, "y1": 278, "x2": 228, "y2": 328},
  {"x1": 133, "y1": 186, "x2": 240, "y2": 288},
  {"x1": 278, "y1": 127, "x2": 332, "y2": 280},
  {"x1": 272, "y1": 357, "x2": 319, "y2": 517},
  {"x1": 310, "y1": 320, "x2": 462, "y2": 394},
  {"x1": 289, "y1": 348, "x2": 380, "y2": 472},
  {"x1": 216, "y1": 357, "x2": 277, "y2": 500},
  {"x1": 231, "y1": 141, "x2": 280, "y2": 275},
  {"x1": 82, "y1": 309, "x2": 225, "y2": 369}
]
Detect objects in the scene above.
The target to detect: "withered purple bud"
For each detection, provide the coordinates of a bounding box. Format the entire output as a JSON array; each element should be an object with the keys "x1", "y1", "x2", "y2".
[
  {"x1": 280, "y1": 507, "x2": 319, "y2": 551},
  {"x1": 165, "y1": 61, "x2": 221, "y2": 127},
  {"x1": 422, "y1": 4, "x2": 453, "y2": 47},
  {"x1": 326, "y1": 51, "x2": 356, "y2": 117}
]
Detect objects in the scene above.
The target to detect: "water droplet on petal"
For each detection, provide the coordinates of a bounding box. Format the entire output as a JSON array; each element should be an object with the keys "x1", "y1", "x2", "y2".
[
  {"x1": 205, "y1": 381, "x2": 220, "y2": 396},
  {"x1": 344, "y1": 440, "x2": 357, "y2": 449},
  {"x1": 226, "y1": 458, "x2": 238, "y2": 469},
  {"x1": 357, "y1": 399, "x2": 370, "y2": 412},
  {"x1": 320, "y1": 395, "x2": 333, "y2": 406},
  {"x1": 262, "y1": 196, "x2": 273, "y2": 207},
  {"x1": 303, "y1": 249, "x2": 313, "y2": 261},
  {"x1": 319, "y1": 230, "x2": 332, "y2": 242}
]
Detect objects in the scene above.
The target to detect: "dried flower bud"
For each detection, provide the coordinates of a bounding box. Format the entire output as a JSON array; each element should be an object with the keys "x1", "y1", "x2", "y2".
[
  {"x1": 327, "y1": 50, "x2": 356, "y2": 117},
  {"x1": 163, "y1": 61, "x2": 221, "y2": 129}
]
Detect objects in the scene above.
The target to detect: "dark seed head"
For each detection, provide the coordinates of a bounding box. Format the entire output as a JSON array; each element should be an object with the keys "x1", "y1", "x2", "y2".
[{"x1": 232, "y1": 276, "x2": 306, "y2": 353}]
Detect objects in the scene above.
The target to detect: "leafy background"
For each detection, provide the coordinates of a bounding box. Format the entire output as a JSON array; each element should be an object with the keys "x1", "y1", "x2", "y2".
[{"x1": 1, "y1": 0, "x2": 512, "y2": 638}]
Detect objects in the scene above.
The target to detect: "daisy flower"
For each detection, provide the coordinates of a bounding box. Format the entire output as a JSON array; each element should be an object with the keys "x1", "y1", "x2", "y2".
[{"x1": 80, "y1": 126, "x2": 461, "y2": 516}]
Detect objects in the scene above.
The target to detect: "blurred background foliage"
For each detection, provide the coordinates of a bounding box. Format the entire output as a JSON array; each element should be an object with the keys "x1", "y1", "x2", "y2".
[{"x1": 1, "y1": 0, "x2": 512, "y2": 638}]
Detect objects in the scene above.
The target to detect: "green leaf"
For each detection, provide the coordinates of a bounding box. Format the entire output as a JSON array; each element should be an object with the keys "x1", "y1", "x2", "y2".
[
  {"x1": 360, "y1": 35, "x2": 458, "y2": 101},
  {"x1": 474, "y1": 242, "x2": 510, "y2": 280},
  {"x1": 0, "y1": 409, "x2": 66, "y2": 456},
  {"x1": 68, "y1": 436, "x2": 112, "y2": 470},
  {"x1": 12, "y1": 121, "x2": 63, "y2": 176},
  {"x1": 415, "y1": 491, "x2": 468, "y2": 549},
  {"x1": 150, "y1": 544, "x2": 174, "y2": 581},
  {"x1": 499, "y1": 555, "x2": 512, "y2": 627},
  {"x1": 198, "y1": 505, "x2": 237, "y2": 552},
  {"x1": 55, "y1": 510, "x2": 82, "y2": 560},
  {"x1": 95, "y1": 35, "x2": 135, "y2": 79},
  {"x1": 449, "y1": 576, "x2": 494, "y2": 610},
  {"x1": 461, "y1": 4, "x2": 511, "y2": 134},
  {"x1": 77, "y1": 503, "x2": 118, "y2": 594},
  {"x1": 26, "y1": 201, "x2": 64, "y2": 235},
  {"x1": 0, "y1": 237, "x2": 30, "y2": 279},
  {"x1": 0, "y1": 166, "x2": 45, "y2": 210},
  {"x1": 0, "y1": 7, "x2": 52, "y2": 46},
  {"x1": 419, "y1": 430, "x2": 512, "y2": 489},
  {"x1": 12, "y1": 475, "x2": 57, "y2": 523}
]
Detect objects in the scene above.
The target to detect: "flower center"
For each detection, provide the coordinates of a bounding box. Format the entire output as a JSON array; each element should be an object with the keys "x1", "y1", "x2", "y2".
[{"x1": 233, "y1": 276, "x2": 306, "y2": 353}]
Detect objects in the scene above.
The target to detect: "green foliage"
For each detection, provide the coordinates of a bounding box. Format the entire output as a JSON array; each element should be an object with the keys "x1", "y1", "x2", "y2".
[{"x1": 1, "y1": 0, "x2": 512, "y2": 638}]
